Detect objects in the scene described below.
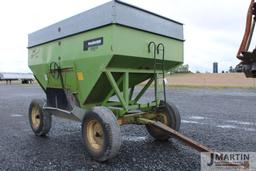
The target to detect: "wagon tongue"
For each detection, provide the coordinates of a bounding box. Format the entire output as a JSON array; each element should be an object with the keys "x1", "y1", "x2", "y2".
[
  {"x1": 139, "y1": 118, "x2": 213, "y2": 153},
  {"x1": 139, "y1": 118, "x2": 243, "y2": 168},
  {"x1": 153, "y1": 121, "x2": 213, "y2": 152}
]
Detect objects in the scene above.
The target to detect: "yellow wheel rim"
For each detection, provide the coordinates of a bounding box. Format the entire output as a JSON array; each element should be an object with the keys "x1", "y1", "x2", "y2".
[
  {"x1": 86, "y1": 120, "x2": 104, "y2": 151},
  {"x1": 31, "y1": 106, "x2": 40, "y2": 129}
]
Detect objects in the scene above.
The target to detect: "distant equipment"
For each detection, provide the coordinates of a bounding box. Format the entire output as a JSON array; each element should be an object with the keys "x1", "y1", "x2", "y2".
[
  {"x1": 174, "y1": 64, "x2": 190, "y2": 73},
  {"x1": 0, "y1": 72, "x2": 34, "y2": 84},
  {"x1": 213, "y1": 62, "x2": 218, "y2": 73}
]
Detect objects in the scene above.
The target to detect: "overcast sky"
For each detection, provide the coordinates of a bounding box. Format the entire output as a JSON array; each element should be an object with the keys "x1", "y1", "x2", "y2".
[{"x1": 0, "y1": 0, "x2": 251, "y2": 73}]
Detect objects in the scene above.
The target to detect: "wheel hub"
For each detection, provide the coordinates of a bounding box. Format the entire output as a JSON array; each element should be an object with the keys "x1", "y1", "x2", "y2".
[
  {"x1": 156, "y1": 113, "x2": 168, "y2": 124},
  {"x1": 31, "y1": 106, "x2": 40, "y2": 129},
  {"x1": 86, "y1": 120, "x2": 104, "y2": 151}
]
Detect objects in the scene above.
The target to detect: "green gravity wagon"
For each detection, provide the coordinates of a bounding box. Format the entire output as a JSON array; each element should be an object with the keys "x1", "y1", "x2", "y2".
[{"x1": 27, "y1": 0, "x2": 208, "y2": 162}]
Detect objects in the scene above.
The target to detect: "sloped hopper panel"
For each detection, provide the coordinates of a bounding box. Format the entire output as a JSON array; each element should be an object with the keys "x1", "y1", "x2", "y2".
[
  {"x1": 85, "y1": 72, "x2": 152, "y2": 104},
  {"x1": 85, "y1": 55, "x2": 181, "y2": 105}
]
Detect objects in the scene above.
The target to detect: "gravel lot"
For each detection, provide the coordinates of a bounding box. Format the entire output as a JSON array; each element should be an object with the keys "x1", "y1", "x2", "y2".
[{"x1": 0, "y1": 84, "x2": 256, "y2": 171}]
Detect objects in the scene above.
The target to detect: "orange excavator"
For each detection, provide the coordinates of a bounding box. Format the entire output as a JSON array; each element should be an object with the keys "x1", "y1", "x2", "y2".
[{"x1": 237, "y1": 0, "x2": 256, "y2": 77}]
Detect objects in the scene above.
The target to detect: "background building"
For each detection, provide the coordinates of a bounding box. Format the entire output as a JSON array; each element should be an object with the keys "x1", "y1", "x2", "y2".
[{"x1": 0, "y1": 72, "x2": 34, "y2": 84}]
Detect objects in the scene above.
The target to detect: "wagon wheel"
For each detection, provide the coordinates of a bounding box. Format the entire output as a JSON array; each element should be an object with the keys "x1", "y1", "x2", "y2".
[
  {"x1": 28, "y1": 99, "x2": 52, "y2": 136},
  {"x1": 146, "y1": 100, "x2": 181, "y2": 141},
  {"x1": 82, "y1": 107, "x2": 121, "y2": 162}
]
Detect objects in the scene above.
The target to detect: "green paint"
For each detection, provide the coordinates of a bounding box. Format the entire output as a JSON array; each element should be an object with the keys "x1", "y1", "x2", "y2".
[
  {"x1": 28, "y1": 24, "x2": 183, "y2": 115},
  {"x1": 105, "y1": 71, "x2": 128, "y2": 112}
]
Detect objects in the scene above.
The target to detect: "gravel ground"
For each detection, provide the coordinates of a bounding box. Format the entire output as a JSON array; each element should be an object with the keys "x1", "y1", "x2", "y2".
[{"x1": 0, "y1": 84, "x2": 256, "y2": 171}]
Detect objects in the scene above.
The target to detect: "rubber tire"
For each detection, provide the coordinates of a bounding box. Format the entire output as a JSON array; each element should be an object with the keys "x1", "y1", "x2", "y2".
[
  {"x1": 28, "y1": 99, "x2": 52, "y2": 136},
  {"x1": 146, "y1": 100, "x2": 181, "y2": 141},
  {"x1": 82, "y1": 107, "x2": 121, "y2": 162}
]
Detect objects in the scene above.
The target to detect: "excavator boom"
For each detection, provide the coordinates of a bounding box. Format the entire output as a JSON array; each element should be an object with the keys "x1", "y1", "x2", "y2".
[{"x1": 237, "y1": 0, "x2": 256, "y2": 78}]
